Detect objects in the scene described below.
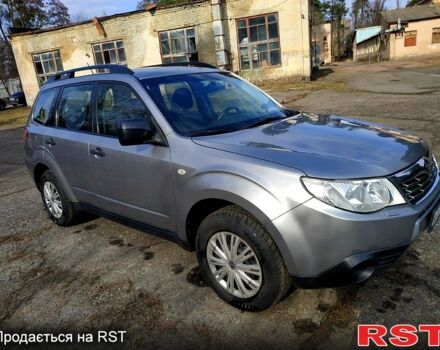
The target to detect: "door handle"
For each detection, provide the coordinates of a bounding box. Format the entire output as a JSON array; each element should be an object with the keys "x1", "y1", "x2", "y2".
[
  {"x1": 45, "y1": 138, "x2": 56, "y2": 146},
  {"x1": 90, "y1": 147, "x2": 105, "y2": 158}
]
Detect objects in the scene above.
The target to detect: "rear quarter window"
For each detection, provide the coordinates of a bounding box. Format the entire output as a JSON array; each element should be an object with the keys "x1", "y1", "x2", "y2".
[{"x1": 32, "y1": 88, "x2": 59, "y2": 125}]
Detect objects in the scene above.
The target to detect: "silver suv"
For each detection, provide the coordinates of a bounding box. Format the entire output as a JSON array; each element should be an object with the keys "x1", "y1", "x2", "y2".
[{"x1": 25, "y1": 63, "x2": 440, "y2": 310}]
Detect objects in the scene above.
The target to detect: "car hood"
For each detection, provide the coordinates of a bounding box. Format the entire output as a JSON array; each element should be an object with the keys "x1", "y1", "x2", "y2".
[{"x1": 192, "y1": 113, "x2": 428, "y2": 179}]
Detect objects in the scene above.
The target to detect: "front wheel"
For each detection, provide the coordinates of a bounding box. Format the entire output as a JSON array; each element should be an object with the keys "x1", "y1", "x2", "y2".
[{"x1": 196, "y1": 205, "x2": 290, "y2": 311}]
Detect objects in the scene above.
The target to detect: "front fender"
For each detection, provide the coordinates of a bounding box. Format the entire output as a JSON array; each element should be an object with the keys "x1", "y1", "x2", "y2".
[
  {"x1": 179, "y1": 171, "x2": 283, "y2": 229},
  {"x1": 176, "y1": 169, "x2": 310, "y2": 273}
]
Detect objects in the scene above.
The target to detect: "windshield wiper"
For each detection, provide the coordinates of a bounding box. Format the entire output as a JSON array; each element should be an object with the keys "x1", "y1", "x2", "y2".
[
  {"x1": 190, "y1": 128, "x2": 233, "y2": 137},
  {"x1": 242, "y1": 116, "x2": 287, "y2": 130}
]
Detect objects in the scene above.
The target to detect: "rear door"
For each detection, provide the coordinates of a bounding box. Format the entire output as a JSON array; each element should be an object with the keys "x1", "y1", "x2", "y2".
[
  {"x1": 43, "y1": 83, "x2": 97, "y2": 204},
  {"x1": 88, "y1": 82, "x2": 175, "y2": 232}
]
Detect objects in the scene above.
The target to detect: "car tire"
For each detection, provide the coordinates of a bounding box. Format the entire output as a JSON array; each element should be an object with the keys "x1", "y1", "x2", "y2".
[
  {"x1": 0, "y1": 101, "x2": 6, "y2": 110},
  {"x1": 196, "y1": 205, "x2": 290, "y2": 311},
  {"x1": 40, "y1": 170, "x2": 76, "y2": 226}
]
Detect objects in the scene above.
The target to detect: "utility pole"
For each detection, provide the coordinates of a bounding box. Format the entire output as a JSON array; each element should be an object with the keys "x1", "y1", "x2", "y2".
[{"x1": 331, "y1": 0, "x2": 334, "y2": 61}]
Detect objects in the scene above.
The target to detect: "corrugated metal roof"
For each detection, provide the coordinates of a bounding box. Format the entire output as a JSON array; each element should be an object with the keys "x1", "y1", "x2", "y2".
[
  {"x1": 382, "y1": 4, "x2": 440, "y2": 23},
  {"x1": 355, "y1": 26, "x2": 382, "y2": 44}
]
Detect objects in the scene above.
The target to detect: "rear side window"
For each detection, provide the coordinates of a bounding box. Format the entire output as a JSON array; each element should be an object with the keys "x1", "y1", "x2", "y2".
[
  {"x1": 32, "y1": 88, "x2": 59, "y2": 124},
  {"x1": 57, "y1": 85, "x2": 93, "y2": 132},
  {"x1": 96, "y1": 83, "x2": 151, "y2": 136}
]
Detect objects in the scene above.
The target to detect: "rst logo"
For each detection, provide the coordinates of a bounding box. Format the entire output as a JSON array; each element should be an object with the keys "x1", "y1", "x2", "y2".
[{"x1": 358, "y1": 324, "x2": 440, "y2": 347}]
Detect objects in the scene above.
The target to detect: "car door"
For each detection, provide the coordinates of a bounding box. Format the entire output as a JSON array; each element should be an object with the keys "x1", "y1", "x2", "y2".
[
  {"x1": 88, "y1": 82, "x2": 175, "y2": 232},
  {"x1": 43, "y1": 83, "x2": 97, "y2": 205}
]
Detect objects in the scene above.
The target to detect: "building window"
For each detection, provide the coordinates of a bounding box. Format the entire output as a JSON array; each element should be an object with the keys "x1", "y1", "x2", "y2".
[
  {"x1": 32, "y1": 50, "x2": 64, "y2": 86},
  {"x1": 159, "y1": 28, "x2": 197, "y2": 63},
  {"x1": 92, "y1": 40, "x2": 127, "y2": 65},
  {"x1": 237, "y1": 13, "x2": 281, "y2": 70},
  {"x1": 404, "y1": 31, "x2": 417, "y2": 47},
  {"x1": 433, "y1": 27, "x2": 440, "y2": 44}
]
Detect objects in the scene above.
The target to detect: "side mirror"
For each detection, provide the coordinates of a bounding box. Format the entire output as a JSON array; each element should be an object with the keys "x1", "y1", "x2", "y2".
[{"x1": 117, "y1": 118, "x2": 155, "y2": 146}]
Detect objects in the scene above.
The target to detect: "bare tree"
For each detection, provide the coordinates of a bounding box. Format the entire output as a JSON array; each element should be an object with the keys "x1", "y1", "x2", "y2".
[
  {"x1": 352, "y1": 0, "x2": 368, "y2": 28},
  {"x1": 368, "y1": 0, "x2": 386, "y2": 26},
  {"x1": 0, "y1": 38, "x2": 17, "y2": 96},
  {"x1": 71, "y1": 11, "x2": 89, "y2": 24}
]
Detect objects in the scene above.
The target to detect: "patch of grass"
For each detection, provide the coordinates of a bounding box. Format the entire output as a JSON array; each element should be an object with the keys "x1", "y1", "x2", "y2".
[{"x1": 0, "y1": 107, "x2": 30, "y2": 128}]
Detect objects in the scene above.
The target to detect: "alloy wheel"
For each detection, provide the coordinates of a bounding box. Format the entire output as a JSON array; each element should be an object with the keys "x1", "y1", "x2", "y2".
[{"x1": 43, "y1": 181, "x2": 63, "y2": 219}]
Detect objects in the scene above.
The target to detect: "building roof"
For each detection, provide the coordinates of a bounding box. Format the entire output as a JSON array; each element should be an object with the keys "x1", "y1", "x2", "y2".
[
  {"x1": 381, "y1": 4, "x2": 440, "y2": 23},
  {"x1": 355, "y1": 26, "x2": 382, "y2": 44}
]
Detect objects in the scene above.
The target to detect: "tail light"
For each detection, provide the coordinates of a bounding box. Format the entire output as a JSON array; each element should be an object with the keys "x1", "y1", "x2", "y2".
[{"x1": 22, "y1": 128, "x2": 29, "y2": 144}]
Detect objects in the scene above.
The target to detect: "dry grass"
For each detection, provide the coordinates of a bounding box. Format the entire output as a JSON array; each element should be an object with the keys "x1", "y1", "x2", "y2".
[{"x1": 0, "y1": 107, "x2": 30, "y2": 128}]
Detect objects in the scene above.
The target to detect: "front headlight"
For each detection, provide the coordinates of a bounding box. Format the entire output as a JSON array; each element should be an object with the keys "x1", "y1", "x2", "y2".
[{"x1": 301, "y1": 177, "x2": 406, "y2": 213}]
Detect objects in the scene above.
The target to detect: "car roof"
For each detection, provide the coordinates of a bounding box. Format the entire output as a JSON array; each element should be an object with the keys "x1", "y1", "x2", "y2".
[
  {"x1": 132, "y1": 66, "x2": 221, "y2": 80},
  {"x1": 40, "y1": 64, "x2": 222, "y2": 91}
]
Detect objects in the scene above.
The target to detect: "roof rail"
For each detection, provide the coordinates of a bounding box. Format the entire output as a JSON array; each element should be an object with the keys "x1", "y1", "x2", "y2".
[
  {"x1": 45, "y1": 64, "x2": 134, "y2": 84},
  {"x1": 148, "y1": 61, "x2": 218, "y2": 69}
]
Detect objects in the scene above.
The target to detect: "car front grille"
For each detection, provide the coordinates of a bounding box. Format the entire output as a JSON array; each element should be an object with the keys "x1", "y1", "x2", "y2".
[{"x1": 391, "y1": 152, "x2": 438, "y2": 205}]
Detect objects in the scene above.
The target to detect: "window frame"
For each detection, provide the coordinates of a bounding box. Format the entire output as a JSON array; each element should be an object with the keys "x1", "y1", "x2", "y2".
[
  {"x1": 404, "y1": 30, "x2": 417, "y2": 47},
  {"x1": 94, "y1": 81, "x2": 166, "y2": 144},
  {"x1": 32, "y1": 50, "x2": 64, "y2": 86},
  {"x1": 158, "y1": 27, "x2": 197, "y2": 63},
  {"x1": 432, "y1": 27, "x2": 440, "y2": 44},
  {"x1": 55, "y1": 82, "x2": 97, "y2": 134},
  {"x1": 91, "y1": 40, "x2": 127, "y2": 66},
  {"x1": 236, "y1": 12, "x2": 282, "y2": 71}
]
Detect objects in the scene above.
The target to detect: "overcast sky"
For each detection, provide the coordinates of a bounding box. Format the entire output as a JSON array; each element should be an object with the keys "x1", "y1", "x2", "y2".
[{"x1": 62, "y1": 0, "x2": 400, "y2": 19}]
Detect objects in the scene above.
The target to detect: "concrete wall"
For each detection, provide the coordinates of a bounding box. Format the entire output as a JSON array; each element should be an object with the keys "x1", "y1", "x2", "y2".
[
  {"x1": 11, "y1": 0, "x2": 311, "y2": 105},
  {"x1": 388, "y1": 18, "x2": 440, "y2": 59}
]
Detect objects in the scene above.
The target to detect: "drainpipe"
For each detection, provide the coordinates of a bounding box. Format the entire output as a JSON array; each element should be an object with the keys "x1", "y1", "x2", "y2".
[{"x1": 211, "y1": 0, "x2": 230, "y2": 69}]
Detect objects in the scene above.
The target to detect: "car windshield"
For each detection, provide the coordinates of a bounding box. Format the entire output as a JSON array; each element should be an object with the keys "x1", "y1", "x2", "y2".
[{"x1": 142, "y1": 72, "x2": 287, "y2": 136}]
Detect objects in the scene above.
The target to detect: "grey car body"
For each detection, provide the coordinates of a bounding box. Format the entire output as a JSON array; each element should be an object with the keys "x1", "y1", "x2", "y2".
[{"x1": 25, "y1": 64, "x2": 440, "y2": 302}]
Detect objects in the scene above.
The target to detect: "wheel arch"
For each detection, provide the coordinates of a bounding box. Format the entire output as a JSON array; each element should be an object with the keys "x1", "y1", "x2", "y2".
[
  {"x1": 183, "y1": 192, "x2": 296, "y2": 274},
  {"x1": 32, "y1": 158, "x2": 78, "y2": 203}
]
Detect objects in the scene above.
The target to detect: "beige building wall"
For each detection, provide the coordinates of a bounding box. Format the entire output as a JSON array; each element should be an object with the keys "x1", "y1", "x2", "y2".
[
  {"x1": 388, "y1": 18, "x2": 440, "y2": 59},
  {"x1": 353, "y1": 37, "x2": 381, "y2": 61},
  {"x1": 11, "y1": 0, "x2": 311, "y2": 105},
  {"x1": 11, "y1": 11, "x2": 151, "y2": 105},
  {"x1": 145, "y1": 1, "x2": 216, "y2": 66},
  {"x1": 226, "y1": 0, "x2": 311, "y2": 83},
  {"x1": 312, "y1": 22, "x2": 331, "y2": 64}
]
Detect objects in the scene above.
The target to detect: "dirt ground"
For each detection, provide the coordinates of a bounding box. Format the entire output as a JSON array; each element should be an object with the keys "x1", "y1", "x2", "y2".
[{"x1": 1, "y1": 59, "x2": 440, "y2": 349}]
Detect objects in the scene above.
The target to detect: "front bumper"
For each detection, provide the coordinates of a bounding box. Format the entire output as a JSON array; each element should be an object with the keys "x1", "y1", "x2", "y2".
[{"x1": 269, "y1": 172, "x2": 440, "y2": 288}]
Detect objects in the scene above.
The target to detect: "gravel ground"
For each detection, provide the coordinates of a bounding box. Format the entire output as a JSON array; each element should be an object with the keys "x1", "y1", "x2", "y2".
[{"x1": 1, "y1": 60, "x2": 440, "y2": 349}]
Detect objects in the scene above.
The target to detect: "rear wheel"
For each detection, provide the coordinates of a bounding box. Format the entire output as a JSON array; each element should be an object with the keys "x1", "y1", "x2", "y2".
[
  {"x1": 40, "y1": 170, "x2": 76, "y2": 226},
  {"x1": 196, "y1": 205, "x2": 290, "y2": 311}
]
